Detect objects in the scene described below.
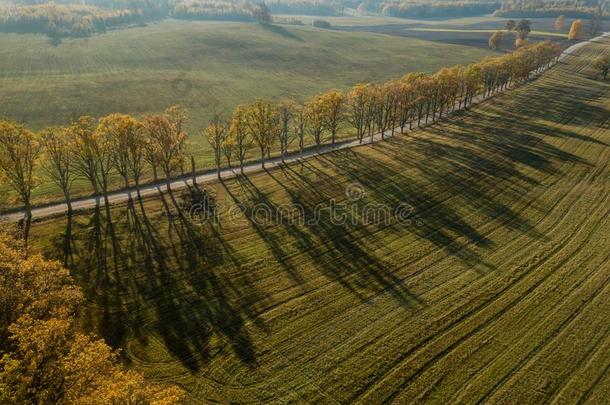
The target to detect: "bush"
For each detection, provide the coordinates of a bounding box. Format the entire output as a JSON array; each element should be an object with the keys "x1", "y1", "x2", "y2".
[{"x1": 312, "y1": 19, "x2": 331, "y2": 29}]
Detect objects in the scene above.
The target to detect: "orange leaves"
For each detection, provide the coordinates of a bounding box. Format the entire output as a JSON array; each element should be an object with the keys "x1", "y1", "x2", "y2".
[
  {"x1": 0, "y1": 233, "x2": 185, "y2": 404},
  {"x1": 568, "y1": 19, "x2": 584, "y2": 40}
]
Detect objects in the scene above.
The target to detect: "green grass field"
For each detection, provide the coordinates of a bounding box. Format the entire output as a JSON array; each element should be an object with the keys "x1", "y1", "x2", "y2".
[
  {"x1": 0, "y1": 19, "x2": 493, "y2": 139},
  {"x1": 0, "y1": 19, "x2": 498, "y2": 206},
  {"x1": 28, "y1": 35, "x2": 610, "y2": 403}
]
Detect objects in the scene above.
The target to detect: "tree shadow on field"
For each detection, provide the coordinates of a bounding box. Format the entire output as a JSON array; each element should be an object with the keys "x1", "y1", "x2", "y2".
[
  {"x1": 314, "y1": 150, "x2": 496, "y2": 271},
  {"x1": 58, "y1": 192, "x2": 266, "y2": 371},
  {"x1": 262, "y1": 24, "x2": 304, "y2": 42},
  {"x1": 222, "y1": 171, "x2": 423, "y2": 307}
]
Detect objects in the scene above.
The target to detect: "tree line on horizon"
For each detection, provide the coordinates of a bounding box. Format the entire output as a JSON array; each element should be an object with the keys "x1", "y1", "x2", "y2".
[
  {"x1": 0, "y1": 41, "x2": 564, "y2": 243},
  {"x1": 3, "y1": 0, "x2": 607, "y2": 39}
]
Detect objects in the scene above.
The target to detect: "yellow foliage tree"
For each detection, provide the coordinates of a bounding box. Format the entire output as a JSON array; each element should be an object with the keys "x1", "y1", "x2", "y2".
[
  {"x1": 0, "y1": 233, "x2": 184, "y2": 404},
  {"x1": 568, "y1": 19, "x2": 583, "y2": 40},
  {"x1": 244, "y1": 99, "x2": 280, "y2": 168},
  {"x1": 204, "y1": 115, "x2": 227, "y2": 178},
  {"x1": 554, "y1": 15, "x2": 565, "y2": 31},
  {"x1": 0, "y1": 121, "x2": 41, "y2": 245}
]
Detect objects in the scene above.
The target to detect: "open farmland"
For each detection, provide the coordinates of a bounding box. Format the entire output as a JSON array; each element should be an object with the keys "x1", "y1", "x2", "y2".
[
  {"x1": 28, "y1": 34, "x2": 610, "y2": 404},
  {"x1": 335, "y1": 16, "x2": 610, "y2": 49},
  {"x1": 0, "y1": 19, "x2": 493, "y2": 140},
  {"x1": 0, "y1": 19, "x2": 499, "y2": 206}
]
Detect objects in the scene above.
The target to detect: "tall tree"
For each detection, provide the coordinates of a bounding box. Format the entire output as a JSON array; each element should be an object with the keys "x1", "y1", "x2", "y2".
[
  {"x1": 488, "y1": 31, "x2": 504, "y2": 50},
  {"x1": 144, "y1": 109, "x2": 187, "y2": 193},
  {"x1": 0, "y1": 121, "x2": 41, "y2": 245},
  {"x1": 347, "y1": 83, "x2": 373, "y2": 144},
  {"x1": 319, "y1": 90, "x2": 344, "y2": 146},
  {"x1": 204, "y1": 114, "x2": 227, "y2": 179},
  {"x1": 515, "y1": 19, "x2": 531, "y2": 40},
  {"x1": 93, "y1": 116, "x2": 118, "y2": 209},
  {"x1": 305, "y1": 95, "x2": 326, "y2": 151},
  {"x1": 554, "y1": 15, "x2": 565, "y2": 31},
  {"x1": 40, "y1": 126, "x2": 75, "y2": 214},
  {"x1": 293, "y1": 103, "x2": 308, "y2": 155},
  {"x1": 568, "y1": 19, "x2": 583, "y2": 40},
  {"x1": 277, "y1": 101, "x2": 295, "y2": 163},
  {"x1": 229, "y1": 105, "x2": 251, "y2": 174},
  {"x1": 221, "y1": 129, "x2": 235, "y2": 169},
  {"x1": 100, "y1": 114, "x2": 146, "y2": 201},
  {"x1": 69, "y1": 116, "x2": 99, "y2": 198},
  {"x1": 245, "y1": 99, "x2": 279, "y2": 169}
]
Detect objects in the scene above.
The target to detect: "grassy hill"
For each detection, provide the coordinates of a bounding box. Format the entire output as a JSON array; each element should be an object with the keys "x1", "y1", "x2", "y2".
[{"x1": 28, "y1": 33, "x2": 610, "y2": 404}]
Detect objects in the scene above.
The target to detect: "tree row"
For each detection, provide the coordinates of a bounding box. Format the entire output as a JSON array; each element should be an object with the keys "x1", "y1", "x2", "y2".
[{"x1": 0, "y1": 40, "x2": 563, "y2": 240}]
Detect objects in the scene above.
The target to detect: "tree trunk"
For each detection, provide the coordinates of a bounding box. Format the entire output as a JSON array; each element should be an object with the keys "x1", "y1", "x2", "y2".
[
  {"x1": 191, "y1": 156, "x2": 197, "y2": 186},
  {"x1": 23, "y1": 200, "x2": 32, "y2": 255},
  {"x1": 123, "y1": 176, "x2": 132, "y2": 203},
  {"x1": 63, "y1": 188, "x2": 73, "y2": 216},
  {"x1": 135, "y1": 177, "x2": 142, "y2": 201}
]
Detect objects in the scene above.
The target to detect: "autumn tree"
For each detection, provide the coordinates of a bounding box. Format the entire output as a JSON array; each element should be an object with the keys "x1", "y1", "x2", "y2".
[
  {"x1": 144, "y1": 108, "x2": 187, "y2": 193},
  {"x1": 40, "y1": 127, "x2": 75, "y2": 214},
  {"x1": 293, "y1": 103, "x2": 308, "y2": 155},
  {"x1": 568, "y1": 19, "x2": 583, "y2": 40},
  {"x1": 204, "y1": 114, "x2": 227, "y2": 179},
  {"x1": 347, "y1": 83, "x2": 375, "y2": 143},
  {"x1": 69, "y1": 116, "x2": 100, "y2": 198},
  {"x1": 165, "y1": 105, "x2": 188, "y2": 175},
  {"x1": 245, "y1": 99, "x2": 279, "y2": 169},
  {"x1": 305, "y1": 94, "x2": 327, "y2": 150},
  {"x1": 221, "y1": 130, "x2": 235, "y2": 168},
  {"x1": 229, "y1": 105, "x2": 251, "y2": 174},
  {"x1": 98, "y1": 114, "x2": 146, "y2": 201},
  {"x1": 398, "y1": 74, "x2": 421, "y2": 131},
  {"x1": 0, "y1": 121, "x2": 41, "y2": 245},
  {"x1": 488, "y1": 31, "x2": 504, "y2": 50},
  {"x1": 92, "y1": 116, "x2": 118, "y2": 208},
  {"x1": 0, "y1": 232, "x2": 184, "y2": 404},
  {"x1": 462, "y1": 64, "x2": 483, "y2": 107},
  {"x1": 277, "y1": 101, "x2": 295, "y2": 163},
  {"x1": 371, "y1": 85, "x2": 388, "y2": 139},
  {"x1": 554, "y1": 15, "x2": 565, "y2": 31},
  {"x1": 319, "y1": 90, "x2": 344, "y2": 145}
]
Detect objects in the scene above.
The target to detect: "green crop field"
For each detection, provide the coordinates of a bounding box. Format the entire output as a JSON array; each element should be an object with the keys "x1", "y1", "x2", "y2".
[
  {"x1": 0, "y1": 19, "x2": 499, "y2": 206},
  {"x1": 0, "y1": 19, "x2": 493, "y2": 140},
  {"x1": 27, "y1": 35, "x2": 610, "y2": 403}
]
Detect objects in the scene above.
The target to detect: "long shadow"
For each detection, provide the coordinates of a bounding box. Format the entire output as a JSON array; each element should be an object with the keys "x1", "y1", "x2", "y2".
[
  {"x1": 56, "y1": 190, "x2": 266, "y2": 370},
  {"x1": 262, "y1": 24, "x2": 304, "y2": 42},
  {"x1": 225, "y1": 170, "x2": 422, "y2": 307}
]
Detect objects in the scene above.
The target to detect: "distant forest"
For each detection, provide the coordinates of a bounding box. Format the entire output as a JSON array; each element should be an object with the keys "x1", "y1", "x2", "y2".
[{"x1": 0, "y1": 0, "x2": 608, "y2": 38}]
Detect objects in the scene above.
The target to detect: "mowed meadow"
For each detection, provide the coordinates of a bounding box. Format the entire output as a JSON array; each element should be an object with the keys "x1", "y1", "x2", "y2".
[{"x1": 29, "y1": 35, "x2": 610, "y2": 403}]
